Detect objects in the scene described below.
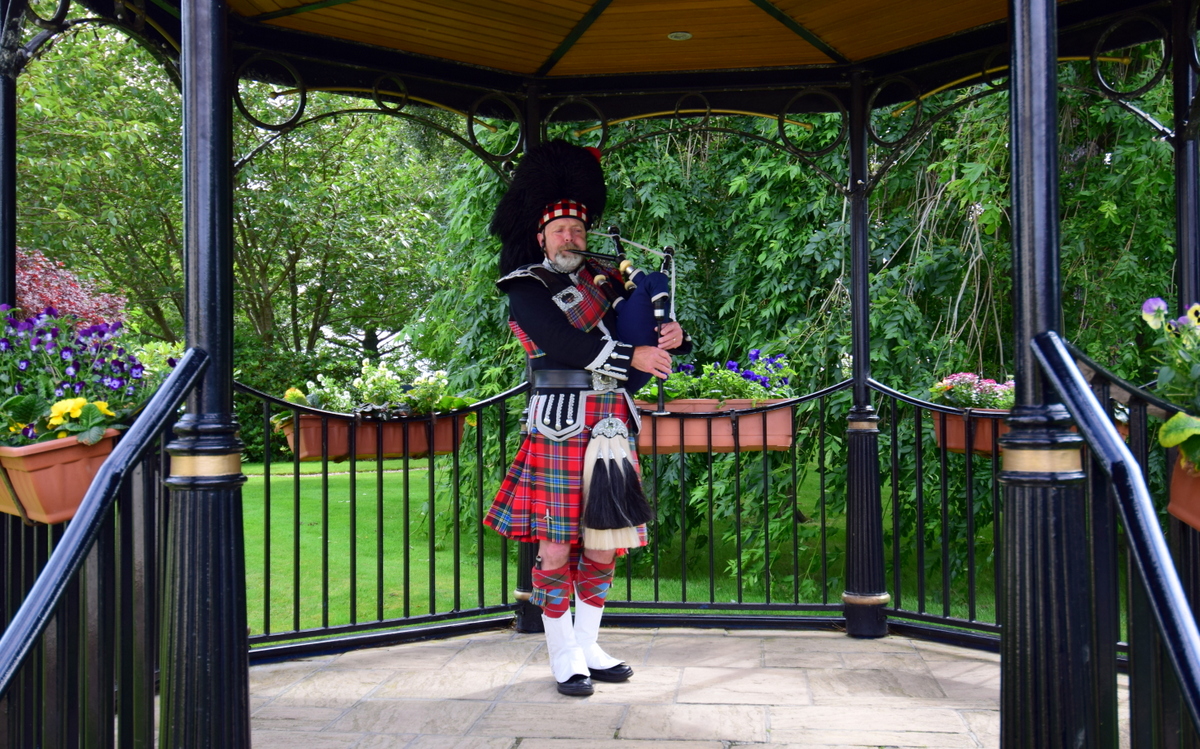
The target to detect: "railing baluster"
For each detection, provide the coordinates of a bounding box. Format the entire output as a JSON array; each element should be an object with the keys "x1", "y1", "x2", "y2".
[
  {"x1": 791, "y1": 403, "x2": 800, "y2": 605},
  {"x1": 349, "y1": 423, "x2": 357, "y2": 625},
  {"x1": 891, "y1": 400, "x2": 900, "y2": 612},
  {"x1": 1088, "y1": 382, "x2": 1119, "y2": 748},
  {"x1": 679, "y1": 417, "x2": 688, "y2": 604},
  {"x1": 376, "y1": 423, "x2": 384, "y2": 622},
  {"x1": 427, "y1": 418, "x2": 436, "y2": 615},
  {"x1": 321, "y1": 418, "x2": 330, "y2": 630},
  {"x1": 262, "y1": 401, "x2": 271, "y2": 636},
  {"x1": 291, "y1": 408, "x2": 301, "y2": 633},
  {"x1": 965, "y1": 413, "x2": 975, "y2": 621},
  {"x1": 453, "y1": 414, "x2": 462, "y2": 613},
  {"x1": 402, "y1": 422, "x2": 411, "y2": 619},
  {"x1": 733, "y1": 413, "x2": 743, "y2": 604},
  {"x1": 761, "y1": 411, "x2": 770, "y2": 604},
  {"x1": 939, "y1": 414, "x2": 950, "y2": 619},
  {"x1": 476, "y1": 409, "x2": 485, "y2": 608},
  {"x1": 706, "y1": 428, "x2": 715, "y2": 604},
  {"x1": 819, "y1": 397, "x2": 828, "y2": 605}
]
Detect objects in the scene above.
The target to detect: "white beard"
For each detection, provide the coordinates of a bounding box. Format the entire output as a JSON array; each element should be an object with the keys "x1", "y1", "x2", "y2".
[{"x1": 546, "y1": 251, "x2": 584, "y2": 274}]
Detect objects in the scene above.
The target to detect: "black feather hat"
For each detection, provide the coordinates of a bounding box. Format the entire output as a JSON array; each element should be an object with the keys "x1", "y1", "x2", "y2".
[{"x1": 492, "y1": 140, "x2": 607, "y2": 276}]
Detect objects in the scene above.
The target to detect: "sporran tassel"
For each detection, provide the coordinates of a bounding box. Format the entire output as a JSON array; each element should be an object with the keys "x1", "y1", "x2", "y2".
[{"x1": 582, "y1": 417, "x2": 653, "y2": 550}]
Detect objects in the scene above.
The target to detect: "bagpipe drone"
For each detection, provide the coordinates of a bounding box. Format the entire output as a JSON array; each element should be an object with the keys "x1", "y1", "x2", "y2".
[{"x1": 572, "y1": 225, "x2": 680, "y2": 548}]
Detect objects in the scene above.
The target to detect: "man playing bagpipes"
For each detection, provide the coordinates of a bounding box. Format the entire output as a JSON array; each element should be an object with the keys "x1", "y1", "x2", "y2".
[{"x1": 484, "y1": 140, "x2": 691, "y2": 696}]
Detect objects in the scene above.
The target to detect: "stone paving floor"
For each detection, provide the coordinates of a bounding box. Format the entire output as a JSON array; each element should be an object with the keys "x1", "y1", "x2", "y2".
[{"x1": 247, "y1": 625, "x2": 1128, "y2": 748}]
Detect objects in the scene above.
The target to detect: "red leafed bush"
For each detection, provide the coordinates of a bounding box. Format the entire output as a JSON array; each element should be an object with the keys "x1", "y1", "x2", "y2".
[{"x1": 15, "y1": 248, "x2": 126, "y2": 325}]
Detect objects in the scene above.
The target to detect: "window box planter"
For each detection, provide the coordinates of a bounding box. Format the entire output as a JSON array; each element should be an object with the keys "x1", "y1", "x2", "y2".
[
  {"x1": 931, "y1": 410, "x2": 1011, "y2": 456},
  {"x1": 1169, "y1": 458, "x2": 1200, "y2": 532},
  {"x1": 280, "y1": 414, "x2": 463, "y2": 462},
  {"x1": 633, "y1": 399, "x2": 794, "y2": 455},
  {"x1": 0, "y1": 429, "x2": 120, "y2": 525}
]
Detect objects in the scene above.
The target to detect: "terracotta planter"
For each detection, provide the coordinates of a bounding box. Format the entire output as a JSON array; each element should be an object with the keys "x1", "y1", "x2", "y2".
[
  {"x1": 931, "y1": 410, "x2": 1010, "y2": 455},
  {"x1": 634, "y1": 399, "x2": 793, "y2": 455},
  {"x1": 1169, "y1": 459, "x2": 1200, "y2": 532},
  {"x1": 280, "y1": 414, "x2": 463, "y2": 461},
  {"x1": 0, "y1": 429, "x2": 119, "y2": 525}
]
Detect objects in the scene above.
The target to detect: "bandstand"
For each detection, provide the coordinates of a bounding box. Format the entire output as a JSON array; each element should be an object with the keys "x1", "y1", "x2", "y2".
[{"x1": 0, "y1": 0, "x2": 1199, "y2": 746}]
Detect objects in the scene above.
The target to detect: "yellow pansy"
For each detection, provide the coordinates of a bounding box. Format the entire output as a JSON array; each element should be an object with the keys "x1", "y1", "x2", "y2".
[
  {"x1": 93, "y1": 401, "x2": 115, "y2": 417},
  {"x1": 47, "y1": 397, "x2": 88, "y2": 427},
  {"x1": 8, "y1": 422, "x2": 24, "y2": 433}
]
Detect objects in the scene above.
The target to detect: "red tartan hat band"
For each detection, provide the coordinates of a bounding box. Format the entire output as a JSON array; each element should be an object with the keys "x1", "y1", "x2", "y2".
[{"x1": 539, "y1": 199, "x2": 589, "y2": 231}]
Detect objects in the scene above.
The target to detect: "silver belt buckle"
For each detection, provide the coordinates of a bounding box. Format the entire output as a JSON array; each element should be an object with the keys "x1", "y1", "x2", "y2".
[{"x1": 591, "y1": 372, "x2": 618, "y2": 391}]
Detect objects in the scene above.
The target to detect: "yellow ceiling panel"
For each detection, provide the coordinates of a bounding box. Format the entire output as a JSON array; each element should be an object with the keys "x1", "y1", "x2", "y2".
[
  {"x1": 251, "y1": 0, "x2": 591, "y2": 74},
  {"x1": 777, "y1": 0, "x2": 1008, "y2": 61},
  {"x1": 550, "y1": 0, "x2": 832, "y2": 76}
]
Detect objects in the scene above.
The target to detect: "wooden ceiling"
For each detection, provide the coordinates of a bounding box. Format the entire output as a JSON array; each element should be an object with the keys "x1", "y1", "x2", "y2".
[
  {"x1": 226, "y1": 0, "x2": 1015, "y2": 78},
  {"x1": 72, "y1": 0, "x2": 1162, "y2": 117}
]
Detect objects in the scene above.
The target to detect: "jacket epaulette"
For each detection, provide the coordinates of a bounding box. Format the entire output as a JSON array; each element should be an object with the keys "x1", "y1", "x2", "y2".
[{"x1": 497, "y1": 263, "x2": 559, "y2": 292}]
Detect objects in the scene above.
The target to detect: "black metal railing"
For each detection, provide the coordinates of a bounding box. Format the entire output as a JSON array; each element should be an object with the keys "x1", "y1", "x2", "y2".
[
  {"x1": 234, "y1": 381, "x2": 530, "y2": 653},
  {"x1": 1034, "y1": 329, "x2": 1200, "y2": 741},
  {"x1": 235, "y1": 374, "x2": 1110, "y2": 653},
  {"x1": 0, "y1": 348, "x2": 208, "y2": 747}
]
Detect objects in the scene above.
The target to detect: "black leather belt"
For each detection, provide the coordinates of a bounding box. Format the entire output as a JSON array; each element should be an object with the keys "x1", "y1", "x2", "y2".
[{"x1": 532, "y1": 369, "x2": 594, "y2": 390}]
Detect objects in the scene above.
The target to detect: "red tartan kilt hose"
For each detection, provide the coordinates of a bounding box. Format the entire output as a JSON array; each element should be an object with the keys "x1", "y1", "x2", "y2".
[{"x1": 486, "y1": 390, "x2": 648, "y2": 547}]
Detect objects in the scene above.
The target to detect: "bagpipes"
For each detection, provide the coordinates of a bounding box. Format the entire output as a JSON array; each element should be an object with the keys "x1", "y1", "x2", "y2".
[{"x1": 575, "y1": 226, "x2": 678, "y2": 549}]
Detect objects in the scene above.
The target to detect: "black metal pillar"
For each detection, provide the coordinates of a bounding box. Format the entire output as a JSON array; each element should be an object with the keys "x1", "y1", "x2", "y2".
[
  {"x1": 1171, "y1": 0, "x2": 1200, "y2": 626},
  {"x1": 159, "y1": 0, "x2": 249, "y2": 743},
  {"x1": 842, "y1": 71, "x2": 888, "y2": 638},
  {"x1": 0, "y1": 0, "x2": 24, "y2": 308},
  {"x1": 513, "y1": 85, "x2": 542, "y2": 634},
  {"x1": 1001, "y1": 0, "x2": 1091, "y2": 746}
]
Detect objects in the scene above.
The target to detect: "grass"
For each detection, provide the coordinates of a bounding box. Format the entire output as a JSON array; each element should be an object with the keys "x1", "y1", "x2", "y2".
[{"x1": 240, "y1": 457, "x2": 1008, "y2": 640}]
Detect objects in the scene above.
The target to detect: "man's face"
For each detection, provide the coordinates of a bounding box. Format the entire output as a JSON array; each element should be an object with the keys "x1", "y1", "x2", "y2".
[{"x1": 539, "y1": 217, "x2": 587, "y2": 273}]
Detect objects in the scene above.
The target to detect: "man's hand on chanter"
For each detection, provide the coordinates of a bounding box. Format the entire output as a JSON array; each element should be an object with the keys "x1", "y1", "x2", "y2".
[
  {"x1": 632, "y1": 345, "x2": 672, "y2": 379},
  {"x1": 657, "y1": 321, "x2": 685, "y2": 351}
]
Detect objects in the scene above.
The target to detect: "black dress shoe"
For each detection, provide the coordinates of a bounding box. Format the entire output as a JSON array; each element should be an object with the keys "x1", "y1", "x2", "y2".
[
  {"x1": 557, "y1": 673, "x2": 594, "y2": 696},
  {"x1": 589, "y1": 664, "x2": 633, "y2": 683}
]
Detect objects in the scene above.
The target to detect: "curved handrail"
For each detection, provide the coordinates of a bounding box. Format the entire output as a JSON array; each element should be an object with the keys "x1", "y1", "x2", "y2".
[
  {"x1": 0, "y1": 347, "x2": 209, "y2": 698},
  {"x1": 1032, "y1": 330, "x2": 1200, "y2": 727},
  {"x1": 233, "y1": 379, "x2": 530, "y2": 419},
  {"x1": 1059, "y1": 339, "x2": 1179, "y2": 421}
]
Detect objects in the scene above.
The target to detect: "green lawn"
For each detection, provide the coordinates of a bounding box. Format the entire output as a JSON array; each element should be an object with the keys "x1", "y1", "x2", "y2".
[{"x1": 241, "y1": 459, "x2": 1008, "y2": 639}]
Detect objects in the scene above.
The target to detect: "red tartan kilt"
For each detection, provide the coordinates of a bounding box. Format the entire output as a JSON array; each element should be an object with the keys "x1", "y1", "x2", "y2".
[{"x1": 486, "y1": 391, "x2": 646, "y2": 546}]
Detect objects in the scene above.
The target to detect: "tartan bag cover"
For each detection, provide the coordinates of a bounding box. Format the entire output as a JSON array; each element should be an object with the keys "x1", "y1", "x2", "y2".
[{"x1": 486, "y1": 391, "x2": 647, "y2": 546}]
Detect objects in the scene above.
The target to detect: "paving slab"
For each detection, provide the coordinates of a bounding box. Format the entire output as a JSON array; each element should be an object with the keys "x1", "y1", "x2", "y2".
[
  {"x1": 644, "y1": 634, "x2": 763, "y2": 668},
  {"x1": 807, "y1": 666, "x2": 947, "y2": 705},
  {"x1": 374, "y1": 668, "x2": 517, "y2": 701},
  {"x1": 403, "y1": 736, "x2": 517, "y2": 749},
  {"x1": 328, "y1": 699, "x2": 490, "y2": 734},
  {"x1": 677, "y1": 666, "x2": 811, "y2": 705},
  {"x1": 621, "y1": 703, "x2": 768, "y2": 742},
  {"x1": 522, "y1": 741, "x2": 723, "y2": 749},
  {"x1": 250, "y1": 704, "x2": 346, "y2": 732},
  {"x1": 249, "y1": 730, "x2": 364, "y2": 749},
  {"x1": 767, "y1": 729, "x2": 981, "y2": 747},
  {"x1": 444, "y1": 638, "x2": 540, "y2": 672},
  {"x1": 273, "y1": 668, "x2": 396, "y2": 708},
  {"x1": 770, "y1": 705, "x2": 970, "y2": 733},
  {"x1": 328, "y1": 642, "x2": 465, "y2": 670},
  {"x1": 468, "y1": 701, "x2": 624, "y2": 739},
  {"x1": 248, "y1": 658, "x2": 328, "y2": 696},
  {"x1": 352, "y1": 735, "x2": 420, "y2": 749}
]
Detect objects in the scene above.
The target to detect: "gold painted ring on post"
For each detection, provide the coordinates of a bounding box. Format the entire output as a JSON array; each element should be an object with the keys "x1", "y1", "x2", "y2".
[
  {"x1": 1002, "y1": 448, "x2": 1082, "y2": 474},
  {"x1": 170, "y1": 453, "x2": 243, "y2": 478}
]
